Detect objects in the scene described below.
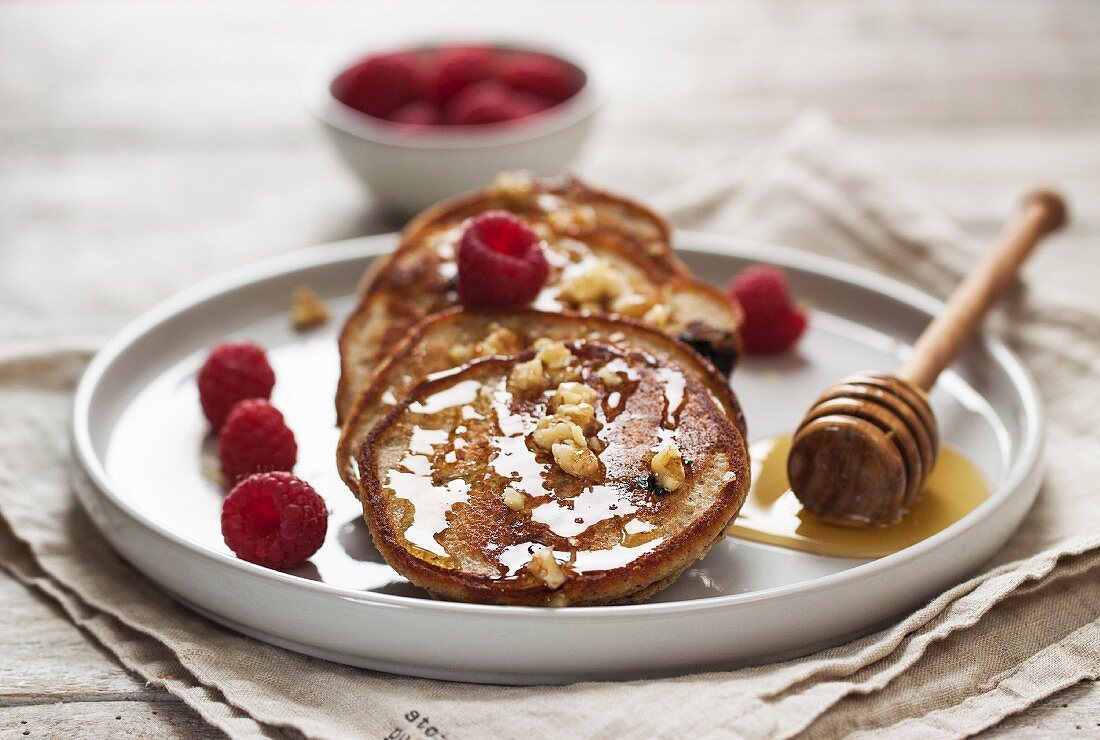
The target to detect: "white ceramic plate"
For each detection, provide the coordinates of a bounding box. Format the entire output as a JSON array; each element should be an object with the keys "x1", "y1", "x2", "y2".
[{"x1": 72, "y1": 232, "x2": 1043, "y2": 685}]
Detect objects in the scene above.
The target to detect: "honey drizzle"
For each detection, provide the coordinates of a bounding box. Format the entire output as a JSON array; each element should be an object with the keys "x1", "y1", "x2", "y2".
[
  {"x1": 727, "y1": 434, "x2": 991, "y2": 559},
  {"x1": 384, "y1": 347, "x2": 691, "y2": 580}
]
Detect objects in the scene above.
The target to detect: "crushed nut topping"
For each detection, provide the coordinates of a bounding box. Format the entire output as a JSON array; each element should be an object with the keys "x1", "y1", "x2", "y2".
[
  {"x1": 552, "y1": 381, "x2": 596, "y2": 409},
  {"x1": 201, "y1": 456, "x2": 225, "y2": 486},
  {"x1": 643, "y1": 303, "x2": 672, "y2": 329},
  {"x1": 554, "y1": 402, "x2": 595, "y2": 430},
  {"x1": 502, "y1": 486, "x2": 526, "y2": 512},
  {"x1": 532, "y1": 417, "x2": 587, "y2": 450},
  {"x1": 509, "y1": 357, "x2": 547, "y2": 393},
  {"x1": 651, "y1": 444, "x2": 686, "y2": 491},
  {"x1": 493, "y1": 171, "x2": 535, "y2": 199},
  {"x1": 547, "y1": 204, "x2": 597, "y2": 233},
  {"x1": 532, "y1": 222, "x2": 554, "y2": 241},
  {"x1": 448, "y1": 345, "x2": 473, "y2": 363},
  {"x1": 611, "y1": 293, "x2": 656, "y2": 318},
  {"x1": 596, "y1": 366, "x2": 622, "y2": 387},
  {"x1": 574, "y1": 205, "x2": 597, "y2": 228},
  {"x1": 552, "y1": 440, "x2": 600, "y2": 479},
  {"x1": 290, "y1": 286, "x2": 330, "y2": 330},
  {"x1": 479, "y1": 325, "x2": 522, "y2": 356},
  {"x1": 527, "y1": 547, "x2": 567, "y2": 589},
  {"x1": 558, "y1": 261, "x2": 625, "y2": 306},
  {"x1": 536, "y1": 340, "x2": 572, "y2": 369},
  {"x1": 452, "y1": 325, "x2": 522, "y2": 365}
]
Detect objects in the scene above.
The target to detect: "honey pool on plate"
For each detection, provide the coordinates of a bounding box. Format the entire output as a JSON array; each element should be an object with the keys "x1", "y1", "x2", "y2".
[{"x1": 727, "y1": 435, "x2": 990, "y2": 559}]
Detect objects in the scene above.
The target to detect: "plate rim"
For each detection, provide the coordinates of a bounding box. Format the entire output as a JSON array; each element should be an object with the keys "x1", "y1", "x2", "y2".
[{"x1": 71, "y1": 231, "x2": 1045, "y2": 620}]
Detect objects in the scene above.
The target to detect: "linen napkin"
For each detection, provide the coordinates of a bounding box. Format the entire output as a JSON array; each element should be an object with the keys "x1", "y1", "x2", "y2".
[{"x1": 1, "y1": 114, "x2": 1097, "y2": 739}]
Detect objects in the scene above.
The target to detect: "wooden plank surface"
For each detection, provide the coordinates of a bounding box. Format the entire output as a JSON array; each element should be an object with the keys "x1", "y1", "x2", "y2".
[{"x1": 2, "y1": 0, "x2": 1098, "y2": 735}]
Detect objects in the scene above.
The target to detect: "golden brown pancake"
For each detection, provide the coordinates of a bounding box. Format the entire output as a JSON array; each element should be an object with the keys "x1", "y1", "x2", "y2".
[
  {"x1": 337, "y1": 308, "x2": 747, "y2": 495},
  {"x1": 336, "y1": 173, "x2": 743, "y2": 424},
  {"x1": 359, "y1": 339, "x2": 749, "y2": 606}
]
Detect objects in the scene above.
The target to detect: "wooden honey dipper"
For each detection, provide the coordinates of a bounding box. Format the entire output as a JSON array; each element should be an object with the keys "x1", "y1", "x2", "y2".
[{"x1": 787, "y1": 190, "x2": 1068, "y2": 527}]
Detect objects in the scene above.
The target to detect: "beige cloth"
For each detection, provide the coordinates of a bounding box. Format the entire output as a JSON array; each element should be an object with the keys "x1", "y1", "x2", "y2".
[{"x1": 1, "y1": 114, "x2": 1097, "y2": 739}]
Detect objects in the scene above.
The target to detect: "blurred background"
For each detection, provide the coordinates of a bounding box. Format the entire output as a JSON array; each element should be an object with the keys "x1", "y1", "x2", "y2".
[{"x1": 2, "y1": 0, "x2": 1097, "y2": 340}]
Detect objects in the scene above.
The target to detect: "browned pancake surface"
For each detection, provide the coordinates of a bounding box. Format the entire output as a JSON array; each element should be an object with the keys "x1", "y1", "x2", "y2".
[
  {"x1": 337, "y1": 308, "x2": 747, "y2": 494},
  {"x1": 336, "y1": 174, "x2": 742, "y2": 423},
  {"x1": 360, "y1": 340, "x2": 749, "y2": 606}
]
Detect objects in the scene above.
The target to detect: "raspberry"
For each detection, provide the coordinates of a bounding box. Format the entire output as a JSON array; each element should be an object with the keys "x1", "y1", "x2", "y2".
[
  {"x1": 456, "y1": 211, "x2": 549, "y2": 307},
  {"x1": 443, "y1": 80, "x2": 528, "y2": 125},
  {"x1": 430, "y1": 45, "x2": 495, "y2": 104},
  {"x1": 728, "y1": 265, "x2": 809, "y2": 354},
  {"x1": 222, "y1": 472, "x2": 327, "y2": 570},
  {"x1": 388, "y1": 100, "x2": 439, "y2": 127},
  {"x1": 498, "y1": 52, "x2": 582, "y2": 103},
  {"x1": 217, "y1": 399, "x2": 297, "y2": 483},
  {"x1": 333, "y1": 52, "x2": 424, "y2": 119},
  {"x1": 197, "y1": 342, "x2": 276, "y2": 428}
]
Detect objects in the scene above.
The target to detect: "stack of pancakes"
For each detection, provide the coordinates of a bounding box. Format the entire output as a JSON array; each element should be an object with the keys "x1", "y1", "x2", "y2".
[{"x1": 337, "y1": 173, "x2": 750, "y2": 606}]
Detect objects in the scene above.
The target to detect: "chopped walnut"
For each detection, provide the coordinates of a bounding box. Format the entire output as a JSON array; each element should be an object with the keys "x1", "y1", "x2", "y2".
[
  {"x1": 552, "y1": 440, "x2": 600, "y2": 479},
  {"x1": 527, "y1": 547, "x2": 567, "y2": 589},
  {"x1": 548, "y1": 592, "x2": 569, "y2": 607},
  {"x1": 536, "y1": 340, "x2": 572, "y2": 369},
  {"x1": 547, "y1": 205, "x2": 597, "y2": 233},
  {"x1": 574, "y1": 205, "x2": 597, "y2": 228},
  {"x1": 532, "y1": 222, "x2": 554, "y2": 241},
  {"x1": 503, "y1": 486, "x2": 526, "y2": 511},
  {"x1": 201, "y1": 456, "x2": 225, "y2": 486},
  {"x1": 479, "y1": 325, "x2": 522, "y2": 356},
  {"x1": 596, "y1": 366, "x2": 622, "y2": 387},
  {"x1": 547, "y1": 209, "x2": 574, "y2": 232},
  {"x1": 290, "y1": 286, "x2": 330, "y2": 330},
  {"x1": 651, "y1": 444, "x2": 686, "y2": 491},
  {"x1": 493, "y1": 171, "x2": 534, "y2": 199},
  {"x1": 552, "y1": 381, "x2": 596, "y2": 409},
  {"x1": 611, "y1": 293, "x2": 656, "y2": 318},
  {"x1": 509, "y1": 357, "x2": 547, "y2": 393},
  {"x1": 558, "y1": 261, "x2": 625, "y2": 306},
  {"x1": 532, "y1": 417, "x2": 587, "y2": 450},
  {"x1": 555, "y1": 402, "x2": 595, "y2": 430},
  {"x1": 448, "y1": 345, "x2": 473, "y2": 363},
  {"x1": 643, "y1": 303, "x2": 672, "y2": 329}
]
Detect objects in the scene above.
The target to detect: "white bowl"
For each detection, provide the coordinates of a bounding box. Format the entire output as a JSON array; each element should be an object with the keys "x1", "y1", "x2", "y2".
[{"x1": 303, "y1": 38, "x2": 607, "y2": 215}]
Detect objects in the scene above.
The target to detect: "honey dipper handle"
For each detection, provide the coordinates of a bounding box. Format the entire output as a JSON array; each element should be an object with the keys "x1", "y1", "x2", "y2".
[{"x1": 897, "y1": 190, "x2": 1068, "y2": 390}]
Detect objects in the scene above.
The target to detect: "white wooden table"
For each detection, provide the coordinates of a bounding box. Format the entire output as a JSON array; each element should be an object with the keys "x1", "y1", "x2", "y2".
[{"x1": 2, "y1": 1, "x2": 1097, "y2": 736}]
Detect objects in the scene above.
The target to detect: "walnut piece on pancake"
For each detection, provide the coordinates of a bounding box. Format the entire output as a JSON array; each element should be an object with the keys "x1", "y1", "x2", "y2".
[
  {"x1": 290, "y1": 286, "x2": 330, "y2": 330},
  {"x1": 527, "y1": 547, "x2": 567, "y2": 589}
]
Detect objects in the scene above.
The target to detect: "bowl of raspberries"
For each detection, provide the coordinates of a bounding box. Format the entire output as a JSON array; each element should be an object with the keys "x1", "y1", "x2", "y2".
[{"x1": 305, "y1": 37, "x2": 605, "y2": 213}]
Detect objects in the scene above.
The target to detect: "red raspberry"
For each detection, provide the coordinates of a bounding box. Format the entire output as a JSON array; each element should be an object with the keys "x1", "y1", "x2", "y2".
[
  {"x1": 456, "y1": 211, "x2": 549, "y2": 307},
  {"x1": 498, "y1": 52, "x2": 582, "y2": 103},
  {"x1": 217, "y1": 399, "x2": 297, "y2": 483},
  {"x1": 443, "y1": 80, "x2": 527, "y2": 125},
  {"x1": 728, "y1": 265, "x2": 809, "y2": 354},
  {"x1": 430, "y1": 45, "x2": 496, "y2": 104},
  {"x1": 388, "y1": 100, "x2": 439, "y2": 127},
  {"x1": 197, "y1": 342, "x2": 276, "y2": 428},
  {"x1": 221, "y1": 472, "x2": 327, "y2": 570},
  {"x1": 333, "y1": 52, "x2": 424, "y2": 119}
]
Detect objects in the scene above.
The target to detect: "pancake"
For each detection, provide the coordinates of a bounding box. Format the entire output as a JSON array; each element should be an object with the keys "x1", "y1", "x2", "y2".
[
  {"x1": 359, "y1": 339, "x2": 749, "y2": 606},
  {"x1": 337, "y1": 308, "x2": 747, "y2": 495},
  {"x1": 336, "y1": 173, "x2": 743, "y2": 424}
]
